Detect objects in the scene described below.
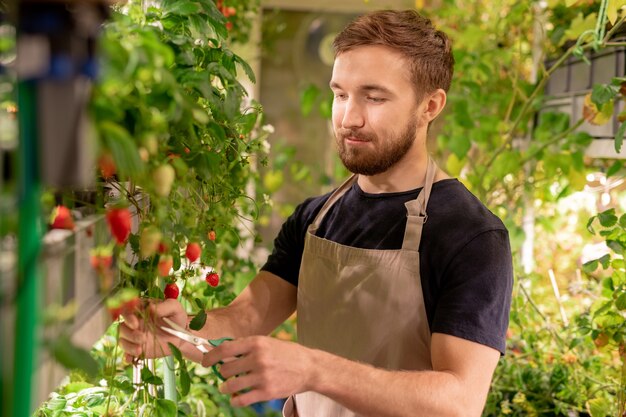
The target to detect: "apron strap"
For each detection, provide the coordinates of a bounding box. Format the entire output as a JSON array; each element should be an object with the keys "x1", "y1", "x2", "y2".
[
  {"x1": 402, "y1": 158, "x2": 437, "y2": 251},
  {"x1": 309, "y1": 174, "x2": 358, "y2": 232}
]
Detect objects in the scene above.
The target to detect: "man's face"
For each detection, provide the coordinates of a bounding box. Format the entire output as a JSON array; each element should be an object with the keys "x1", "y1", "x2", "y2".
[{"x1": 330, "y1": 45, "x2": 424, "y2": 176}]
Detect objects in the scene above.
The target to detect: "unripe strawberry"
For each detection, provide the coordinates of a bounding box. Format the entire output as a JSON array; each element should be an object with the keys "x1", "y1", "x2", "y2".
[
  {"x1": 206, "y1": 272, "x2": 220, "y2": 287},
  {"x1": 138, "y1": 147, "x2": 150, "y2": 162},
  {"x1": 90, "y1": 247, "x2": 113, "y2": 271},
  {"x1": 185, "y1": 242, "x2": 201, "y2": 263},
  {"x1": 164, "y1": 283, "x2": 179, "y2": 299},
  {"x1": 51, "y1": 205, "x2": 75, "y2": 230},
  {"x1": 98, "y1": 152, "x2": 116, "y2": 179},
  {"x1": 208, "y1": 230, "x2": 216, "y2": 241},
  {"x1": 106, "y1": 207, "x2": 132, "y2": 245},
  {"x1": 152, "y1": 164, "x2": 176, "y2": 197},
  {"x1": 158, "y1": 255, "x2": 173, "y2": 277},
  {"x1": 140, "y1": 227, "x2": 162, "y2": 258}
]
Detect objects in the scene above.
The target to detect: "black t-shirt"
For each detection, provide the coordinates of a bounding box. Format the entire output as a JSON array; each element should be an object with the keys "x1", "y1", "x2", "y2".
[{"x1": 261, "y1": 178, "x2": 513, "y2": 354}]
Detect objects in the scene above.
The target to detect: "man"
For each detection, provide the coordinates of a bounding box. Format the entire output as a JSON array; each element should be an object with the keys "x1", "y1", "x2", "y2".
[{"x1": 120, "y1": 10, "x2": 513, "y2": 417}]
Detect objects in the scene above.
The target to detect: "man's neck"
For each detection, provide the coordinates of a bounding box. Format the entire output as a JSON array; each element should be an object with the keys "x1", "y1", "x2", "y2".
[{"x1": 356, "y1": 154, "x2": 450, "y2": 194}]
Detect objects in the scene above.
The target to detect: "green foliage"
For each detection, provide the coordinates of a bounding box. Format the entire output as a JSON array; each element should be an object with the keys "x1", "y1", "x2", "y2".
[{"x1": 37, "y1": 0, "x2": 280, "y2": 414}]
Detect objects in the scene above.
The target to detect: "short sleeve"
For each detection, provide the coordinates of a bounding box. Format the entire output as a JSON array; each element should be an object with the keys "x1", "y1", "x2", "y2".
[
  {"x1": 430, "y1": 229, "x2": 513, "y2": 354},
  {"x1": 260, "y1": 196, "x2": 327, "y2": 286}
]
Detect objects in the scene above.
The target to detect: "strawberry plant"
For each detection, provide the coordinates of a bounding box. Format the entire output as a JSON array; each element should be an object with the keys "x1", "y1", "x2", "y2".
[{"x1": 33, "y1": 0, "x2": 282, "y2": 415}]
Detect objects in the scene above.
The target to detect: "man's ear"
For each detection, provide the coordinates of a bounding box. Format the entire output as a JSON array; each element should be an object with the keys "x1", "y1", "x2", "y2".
[{"x1": 420, "y1": 89, "x2": 447, "y2": 123}]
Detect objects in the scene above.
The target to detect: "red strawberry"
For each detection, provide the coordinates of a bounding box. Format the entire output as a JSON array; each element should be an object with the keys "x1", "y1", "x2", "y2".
[
  {"x1": 206, "y1": 272, "x2": 220, "y2": 287},
  {"x1": 106, "y1": 207, "x2": 132, "y2": 245},
  {"x1": 164, "y1": 283, "x2": 179, "y2": 299},
  {"x1": 98, "y1": 152, "x2": 116, "y2": 179},
  {"x1": 158, "y1": 241, "x2": 168, "y2": 254},
  {"x1": 108, "y1": 305, "x2": 123, "y2": 321},
  {"x1": 208, "y1": 230, "x2": 216, "y2": 241},
  {"x1": 51, "y1": 205, "x2": 75, "y2": 230},
  {"x1": 185, "y1": 242, "x2": 201, "y2": 263},
  {"x1": 158, "y1": 255, "x2": 173, "y2": 277},
  {"x1": 122, "y1": 297, "x2": 141, "y2": 315}
]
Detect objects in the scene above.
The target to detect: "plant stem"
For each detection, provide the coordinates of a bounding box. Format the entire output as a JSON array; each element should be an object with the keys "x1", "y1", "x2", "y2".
[
  {"x1": 105, "y1": 324, "x2": 121, "y2": 415},
  {"x1": 518, "y1": 119, "x2": 586, "y2": 166},
  {"x1": 518, "y1": 280, "x2": 565, "y2": 345}
]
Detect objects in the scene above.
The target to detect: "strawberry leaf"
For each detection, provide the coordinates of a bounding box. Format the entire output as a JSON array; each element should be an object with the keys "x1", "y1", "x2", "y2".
[
  {"x1": 189, "y1": 310, "x2": 207, "y2": 331},
  {"x1": 195, "y1": 297, "x2": 206, "y2": 310},
  {"x1": 48, "y1": 336, "x2": 99, "y2": 378},
  {"x1": 167, "y1": 342, "x2": 184, "y2": 364},
  {"x1": 180, "y1": 368, "x2": 191, "y2": 397}
]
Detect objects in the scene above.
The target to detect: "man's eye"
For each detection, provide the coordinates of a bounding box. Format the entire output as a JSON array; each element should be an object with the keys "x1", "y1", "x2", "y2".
[
  {"x1": 334, "y1": 93, "x2": 347, "y2": 100},
  {"x1": 368, "y1": 97, "x2": 386, "y2": 103}
]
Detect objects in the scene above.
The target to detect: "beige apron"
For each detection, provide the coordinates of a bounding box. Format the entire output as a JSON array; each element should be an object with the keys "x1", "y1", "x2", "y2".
[{"x1": 283, "y1": 159, "x2": 437, "y2": 417}]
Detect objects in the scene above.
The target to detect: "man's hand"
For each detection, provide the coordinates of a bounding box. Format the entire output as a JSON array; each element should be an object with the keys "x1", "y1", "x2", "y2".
[
  {"x1": 119, "y1": 299, "x2": 187, "y2": 362},
  {"x1": 203, "y1": 336, "x2": 315, "y2": 407}
]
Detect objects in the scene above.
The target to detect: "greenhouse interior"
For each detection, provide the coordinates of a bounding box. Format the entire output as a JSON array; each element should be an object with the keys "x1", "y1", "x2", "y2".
[{"x1": 2, "y1": 0, "x2": 626, "y2": 416}]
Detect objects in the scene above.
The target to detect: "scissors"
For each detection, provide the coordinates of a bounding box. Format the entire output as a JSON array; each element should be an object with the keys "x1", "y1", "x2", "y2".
[{"x1": 159, "y1": 316, "x2": 233, "y2": 381}]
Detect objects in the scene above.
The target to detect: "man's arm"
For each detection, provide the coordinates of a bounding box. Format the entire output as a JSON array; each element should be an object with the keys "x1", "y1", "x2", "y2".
[
  {"x1": 183, "y1": 271, "x2": 297, "y2": 362},
  {"x1": 119, "y1": 271, "x2": 296, "y2": 364},
  {"x1": 209, "y1": 332, "x2": 499, "y2": 417},
  {"x1": 311, "y1": 333, "x2": 500, "y2": 417}
]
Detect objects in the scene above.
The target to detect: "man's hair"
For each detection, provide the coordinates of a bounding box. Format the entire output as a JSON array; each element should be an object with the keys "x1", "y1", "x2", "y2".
[{"x1": 333, "y1": 10, "x2": 454, "y2": 100}]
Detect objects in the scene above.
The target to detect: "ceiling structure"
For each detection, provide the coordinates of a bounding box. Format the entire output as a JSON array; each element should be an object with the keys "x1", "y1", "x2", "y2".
[{"x1": 261, "y1": 0, "x2": 417, "y2": 13}]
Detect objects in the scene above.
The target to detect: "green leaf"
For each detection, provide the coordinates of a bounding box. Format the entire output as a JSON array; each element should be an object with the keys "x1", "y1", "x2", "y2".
[
  {"x1": 615, "y1": 121, "x2": 626, "y2": 153},
  {"x1": 166, "y1": 1, "x2": 202, "y2": 16},
  {"x1": 598, "y1": 209, "x2": 617, "y2": 227},
  {"x1": 582, "y1": 259, "x2": 598, "y2": 273},
  {"x1": 607, "y1": 160, "x2": 623, "y2": 177},
  {"x1": 491, "y1": 151, "x2": 520, "y2": 179},
  {"x1": 173, "y1": 250, "x2": 181, "y2": 272},
  {"x1": 591, "y1": 84, "x2": 620, "y2": 108},
  {"x1": 189, "y1": 309, "x2": 207, "y2": 331},
  {"x1": 180, "y1": 368, "x2": 191, "y2": 397},
  {"x1": 449, "y1": 134, "x2": 471, "y2": 159},
  {"x1": 99, "y1": 121, "x2": 144, "y2": 178},
  {"x1": 61, "y1": 381, "x2": 93, "y2": 394},
  {"x1": 586, "y1": 215, "x2": 597, "y2": 234},
  {"x1": 46, "y1": 397, "x2": 67, "y2": 411},
  {"x1": 141, "y1": 367, "x2": 164, "y2": 385},
  {"x1": 616, "y1": 292, "x2": 626, "y2": 310},
  {"x1": 48, "y1": 336, "x2": 99, "y2": 378},
  {"x1": 587, "y1": 396, "x2": 612, "y2": 417},
  {"x1": 593, "y1": 300, "x2": 613, "y2": 318},
  {"x1": 155, "y1": 398, "x2": 177, "y2": 417},
  {"x1": 300, "y1": 84, "x2": 320, "y2": 116},
  {"x1": 234, "y1": 54, "x2": 256, "y2": 84},
  {"x1": 167, "y1": 343, "x2": 184, "y2": 363},
  {"x1": 239, "y1": 112, "x2": 258, "y2": 135},
  {"x1": 612, "y1": 258, "x2": 624, "y2": 270},
  {"x1": 607, "y1": 239, "x2": 624, "y2": 253},
  {"x1": 194, "y1": 297, "x2": 206, "y2": 310},
  {"x1": 599, "y1": 254, "x2": 611, "y2": 269},
  {"x1": 607, "y1": 0, "x2": 626, "y2": 25},
  {"x1": 562, "y1": 13, "x2": 597, "y2": 44}
]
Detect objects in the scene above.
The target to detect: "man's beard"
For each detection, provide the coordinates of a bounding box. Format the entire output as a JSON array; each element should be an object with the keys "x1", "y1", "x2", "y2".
[{"x1": 335, "y1": 116, "x2": 418, "y2": 176}]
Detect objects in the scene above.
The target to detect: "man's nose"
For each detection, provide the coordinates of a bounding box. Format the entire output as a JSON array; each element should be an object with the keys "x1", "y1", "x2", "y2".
[{"x1": 341, "y1": 100, "x2": 365, "y2": 129}]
